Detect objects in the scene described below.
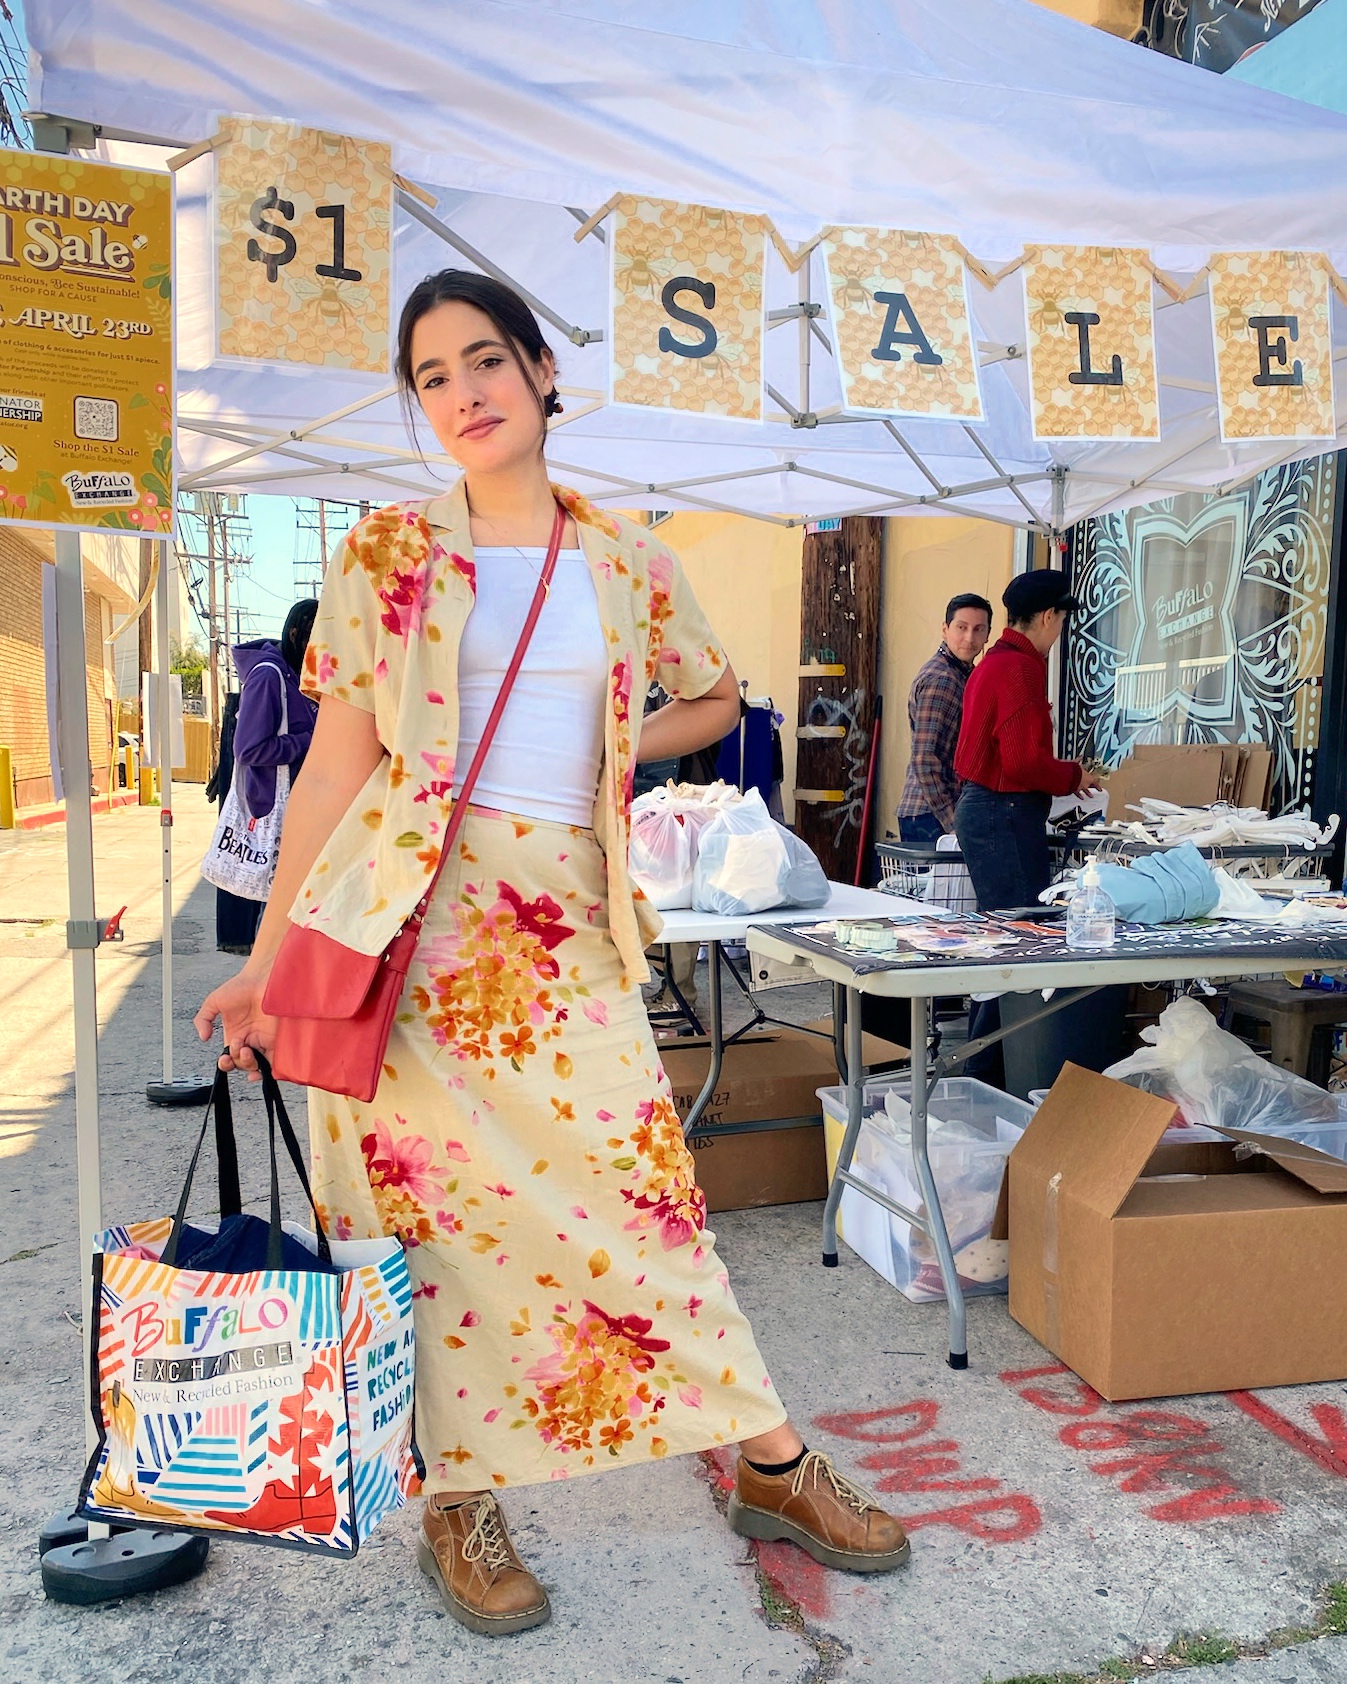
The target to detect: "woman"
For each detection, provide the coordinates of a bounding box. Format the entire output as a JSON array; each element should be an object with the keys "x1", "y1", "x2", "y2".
[
  {"x1": 195, "y1": 271, "x2": 908, "y2": 1637},
  {"x1": 232, "y1": 599, "x2": 320, "y2": 826},
  {"x1": 207, "y1": 690, "x2": 259, "y2": 954}
]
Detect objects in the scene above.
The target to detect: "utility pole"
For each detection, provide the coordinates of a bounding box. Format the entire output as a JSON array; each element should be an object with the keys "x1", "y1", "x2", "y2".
[
  {"x1": 221, "y1": 513, "x2": 232, "y2": 695},
  {"x1": 317, "y1": 498, "x2": 328, "y2": 576},
  {"x1": 205, "y1": 500, "x2": 220, "y2": 760}
]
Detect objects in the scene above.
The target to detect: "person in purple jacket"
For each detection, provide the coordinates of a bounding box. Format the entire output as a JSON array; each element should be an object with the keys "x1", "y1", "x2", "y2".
[
  {"x1": 213, "y1": 600, "x2": 318, "y2": 953},
  {"x1": 232, "y1": 599, "x2": 320, "y2": 819}
]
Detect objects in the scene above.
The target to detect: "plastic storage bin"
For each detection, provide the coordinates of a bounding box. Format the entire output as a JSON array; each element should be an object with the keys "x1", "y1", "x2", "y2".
[{"x1": 819, "y1": 1075, "x2": 1033, "y2": 1302}]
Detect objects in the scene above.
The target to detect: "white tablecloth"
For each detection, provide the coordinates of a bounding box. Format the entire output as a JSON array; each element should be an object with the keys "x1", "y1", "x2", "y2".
[{"x1": 655, "y1": 883, "x2": 924, "y2": 947}]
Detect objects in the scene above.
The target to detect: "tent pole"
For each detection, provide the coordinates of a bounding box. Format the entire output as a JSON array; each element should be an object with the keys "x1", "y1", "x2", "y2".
[
  {"x1": 798, "y1": 250, "x2": 811, "y2": 418},
  {"x1": 158, "y1": 540, "x2": 173, "y2": 1081},
  {"x1": 53, "y1": 529, "x2": 103, "y2": 1463},
  {"x1": 147, "y1": 535, "x2": 211, "y2": 1110}
]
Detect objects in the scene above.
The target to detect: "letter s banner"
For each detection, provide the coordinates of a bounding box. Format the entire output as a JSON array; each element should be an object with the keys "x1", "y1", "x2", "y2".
[{"x1": 610, "y1": 193, "x2": 766, "y2": 421}]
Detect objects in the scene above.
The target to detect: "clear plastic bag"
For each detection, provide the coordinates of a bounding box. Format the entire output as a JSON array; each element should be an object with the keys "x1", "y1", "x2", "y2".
[
  {"x1": 628, "y1": 790, "x2": 695, "y2": 909},
  {"x1": 1103, "y1": 996, "x2": 1340, "y2": 1135},
  {"x1": 692, "y1": 788, "x2": 829, "y2": 916}
]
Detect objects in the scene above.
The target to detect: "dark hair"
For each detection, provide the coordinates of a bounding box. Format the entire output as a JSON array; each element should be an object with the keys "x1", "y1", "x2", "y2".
[
  {"x1": 280, "y1": 599, "x2": 319, "y2": 674},
  {"x1": 944, "y1": 592, "x2": 993, "y2": 628},
  {"x1": 394, "y1": 270, "x2": 561, "y2": 447}
]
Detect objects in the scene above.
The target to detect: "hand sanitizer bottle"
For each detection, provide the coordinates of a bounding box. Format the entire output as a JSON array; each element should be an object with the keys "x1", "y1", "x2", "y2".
[{"x1": 1065, "y1": 858, "x2": 1116, "y2": 950}]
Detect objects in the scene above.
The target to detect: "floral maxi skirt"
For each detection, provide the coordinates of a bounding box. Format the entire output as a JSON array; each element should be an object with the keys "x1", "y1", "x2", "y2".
[{"x1": 310, "y1": 807, "x2": 787, "y2": 1492}]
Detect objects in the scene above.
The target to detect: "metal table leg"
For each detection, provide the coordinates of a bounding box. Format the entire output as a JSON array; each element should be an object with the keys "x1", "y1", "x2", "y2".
[
  {"x1": 820, "y1": 990, "x2": 968, "y2": 1369},
  {"x1": 822, "y1": 988, "x2": 866, "y2": 1266},
  {"x1": 682, "y1": 940, "x2": 723, "y2": 1142},
  {"x1": 907, "y1": 995, "x2": 967, "y2": 1369}
]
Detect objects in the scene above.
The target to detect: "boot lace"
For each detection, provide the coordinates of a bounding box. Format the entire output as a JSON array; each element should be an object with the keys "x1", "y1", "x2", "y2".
[
  {"x1": 460, "y1": 1495, "x2": 515, "y2": 1574},
  {"x1": 790, "y1": 1450, "x2": 877, "y2": 1515}
]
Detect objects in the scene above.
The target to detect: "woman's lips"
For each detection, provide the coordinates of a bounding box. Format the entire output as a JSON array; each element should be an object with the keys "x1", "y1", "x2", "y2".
[{"x1": 459, "y1": 416, "x2": 504, "y2": 440}]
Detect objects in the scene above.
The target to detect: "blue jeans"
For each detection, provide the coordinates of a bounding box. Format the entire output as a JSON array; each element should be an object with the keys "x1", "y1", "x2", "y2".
[
  {"x1": 953, "y1": 784, "x2": 1052, "y2": 912},
  {"x1": 898, "y1": 812, "x2": 947, "y2": 848},
  {"x1": 953, "y1": 784, "x2": 1052, "y2": 1085}
]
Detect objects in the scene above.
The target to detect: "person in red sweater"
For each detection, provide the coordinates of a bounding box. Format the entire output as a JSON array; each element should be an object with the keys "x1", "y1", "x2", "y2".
[{"x1": 953, "y1": 570, "x2": 1100, "y2": 913}]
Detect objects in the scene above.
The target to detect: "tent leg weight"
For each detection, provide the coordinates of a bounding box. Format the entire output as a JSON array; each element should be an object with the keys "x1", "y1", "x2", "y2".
[
  {"x1": 146, "y1": 1078, "x2": 216, "y2": 1107},
  {"x1": 40, "y1": 1526, "x2": 209, "y2": 1604}
]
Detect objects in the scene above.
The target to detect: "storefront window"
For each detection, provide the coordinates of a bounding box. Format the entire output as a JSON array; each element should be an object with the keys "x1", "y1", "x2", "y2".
[{"x1": 1062, "y1": 454, "x2": 1337, "y2": 814}]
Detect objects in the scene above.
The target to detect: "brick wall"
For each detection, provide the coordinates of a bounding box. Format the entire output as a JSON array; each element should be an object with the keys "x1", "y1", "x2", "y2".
[{"x1": 0, "y1": 530, "x2": 115, "y2": 807}]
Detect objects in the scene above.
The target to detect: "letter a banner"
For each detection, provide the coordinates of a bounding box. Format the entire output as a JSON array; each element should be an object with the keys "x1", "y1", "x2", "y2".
[
  {"x1": 1023, "y1": 246, "x2": 1159, "y2": 442},
  {"x1": 820, "y1": 227, "x2": 983, "y2": 420},
  {"x1": 1209, "y1": 251, "x2": 1335, "y2": 442},
  {"x1": 214, "y1": 117, "x2": 392, "y2": 373},
  {"x1": 609, "y1": 195, "x2": 765, "y2": 421},
  {"x1": 0, "y1": 148, "x2": 173, "y2": 533}
]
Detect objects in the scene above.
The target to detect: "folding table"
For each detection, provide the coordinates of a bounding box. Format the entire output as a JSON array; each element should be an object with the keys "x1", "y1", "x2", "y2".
[
  {"x1": 657, "y1": 884, "x2": 921, "y2": 1140},
  {"x1": 745, "y1": 914, "x2": 1347, "y2": 1369}
]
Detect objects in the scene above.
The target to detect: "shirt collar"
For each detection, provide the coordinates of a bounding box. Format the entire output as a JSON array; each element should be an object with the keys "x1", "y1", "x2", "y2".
[
  {"x1": 1000, "y1": 626, "x2": 1046, "y2": 665},
  {"x1": 937, "y1": 641, "x2": 974, "y2": 676}
]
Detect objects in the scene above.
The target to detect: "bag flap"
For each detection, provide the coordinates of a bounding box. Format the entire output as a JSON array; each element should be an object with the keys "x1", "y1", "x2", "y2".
[
  {"x1": 1214, "y1": 1127, "x2": 1347, "y2": 1194},
  {"x1": 1012, "y1": 1064, "x2": 1179, "y2": 1218},
  {"x1": 263, "y1": 925, "x2": 382, "y2": 1019}
]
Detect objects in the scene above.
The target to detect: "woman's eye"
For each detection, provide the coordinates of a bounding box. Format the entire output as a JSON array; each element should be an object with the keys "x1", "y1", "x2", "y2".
[{"x1": 478, "y1": 356, "x2": 504, "y2": 371}]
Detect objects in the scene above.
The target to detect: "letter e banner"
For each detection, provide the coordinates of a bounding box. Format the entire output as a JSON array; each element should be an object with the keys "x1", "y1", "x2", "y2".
[
  {"x1": 1023, "y1": 246, "x2": 1159, "y2": 441},
  {"x1": 821, "y1": 227, "x2": 983, "y2": 420},
  {"x1": 1209, "y1": 251, "x2": 1335, "y2": 442},
  {"x1": 609, "y1": 196, "x2": 765, "y2": 421}
]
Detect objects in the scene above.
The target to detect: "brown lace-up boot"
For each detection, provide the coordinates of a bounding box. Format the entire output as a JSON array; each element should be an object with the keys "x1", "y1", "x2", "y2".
[
  {"x1": 729, "y1": 1449, "x2": 911, "y2": 1572},
  {"x1": 418, "y1": 1492, "x2": 551, "y2": 1635}
]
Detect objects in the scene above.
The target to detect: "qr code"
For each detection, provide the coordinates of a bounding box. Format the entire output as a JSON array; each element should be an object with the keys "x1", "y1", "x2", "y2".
[{"x1": 74, "y1": 397, "x2": 119, "y2": 442}]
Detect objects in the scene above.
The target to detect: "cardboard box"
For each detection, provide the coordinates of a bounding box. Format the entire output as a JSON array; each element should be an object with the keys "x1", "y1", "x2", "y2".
[
  {"x1": 800, "y1": 1017, "x2": 909, "y2": 1070},
  {"x1": 996, "y1": 1064, "x2": 1347, "y2": 1399},
  {"x1": 1102, "y1": 741, "x2": 1272, "y2": 822},
  {"x1": 662, "y1": 1028, "x2": 836, "y2": 1212}
]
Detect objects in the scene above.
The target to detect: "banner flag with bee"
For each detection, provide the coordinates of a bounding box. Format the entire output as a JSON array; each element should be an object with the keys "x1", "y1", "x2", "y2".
[
  {"x1": 214, "y1": 117, "x2": 392, "y2": 373},
  {"x1": 609, "y1": 195, "x2": 766, "y2": 421},
  {"x1": 1209, "y1": 251, "x2": 1336, "y2": 442},
  {"x1": 1022, "y1": 246, "x2": 1160, "y2": 441},
  {"x1": 819, "y1": 227, "x2": 983, "y2": 420},
  {"x1": 0, "y1": 148, "x2": 174, "y2": 534}
]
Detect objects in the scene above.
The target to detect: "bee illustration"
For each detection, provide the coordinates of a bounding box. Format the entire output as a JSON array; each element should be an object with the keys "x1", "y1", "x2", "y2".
[
  {"x1": 615, "y1": 237, "x2": 664, "y2": 297},
  {"x1": 294, "y1": 275, "x2": 371, "y2": 330},
  {"x1": 1029, "y1": 295, "x2": 1067, "y2": 336},
  {"x1": 828, "y1": 248, "x2": 875, "y2": 311}
]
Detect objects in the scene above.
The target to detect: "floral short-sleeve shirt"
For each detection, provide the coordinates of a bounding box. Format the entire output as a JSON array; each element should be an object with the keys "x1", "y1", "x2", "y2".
[{"x1": 293, "y1": 480, "x2": 726, "y2": 983}]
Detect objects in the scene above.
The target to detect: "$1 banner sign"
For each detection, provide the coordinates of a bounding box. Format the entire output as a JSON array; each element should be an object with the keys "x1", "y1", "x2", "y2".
[{"x1": 214, "y1": 118, "x2": 392, "y2": 374}]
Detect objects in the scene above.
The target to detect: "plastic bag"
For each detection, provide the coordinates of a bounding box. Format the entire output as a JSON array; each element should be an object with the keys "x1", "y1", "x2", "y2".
[
  {"x1": 1103, "y1": 996, "x2": 1339, "y2": 1134},
  {"x1": 628, "y1": 790, "x2": 695, "y2": 909},
  {"x1": 693, "y1": 788, "x2": 829, "y2": 916}
]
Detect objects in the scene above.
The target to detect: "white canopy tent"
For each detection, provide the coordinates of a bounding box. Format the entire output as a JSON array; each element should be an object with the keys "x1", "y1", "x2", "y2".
[
  {"x1": 20, "y1": 0, "x2": 1347, "y2": 1595},
  {"x1": 25, "y1": 0, "x2": 1347, "y2": 532}
]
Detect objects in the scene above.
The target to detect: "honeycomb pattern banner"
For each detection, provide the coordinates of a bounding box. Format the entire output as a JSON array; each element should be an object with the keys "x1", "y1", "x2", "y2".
[
  {"x1": 820, "y1": 227, "x2": 983, "y2": 420},
  {"x1": 214, "y1": 117, "x2": 392, "y2": 373},
  {"x1": 1023, "y1": 246, "x2": 1160, "y2": 441},
  {"x1": 609, "y1": 196, "x2": 765, "y2": 421},
  {"x1": 1209, "y1": 252, "x2": 1336, "y2": 442}
]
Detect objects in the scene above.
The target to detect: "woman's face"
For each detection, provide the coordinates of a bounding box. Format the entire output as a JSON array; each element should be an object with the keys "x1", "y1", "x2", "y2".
[{"x1": 409, "y1": 299, "x2": 554, "y2": 474}]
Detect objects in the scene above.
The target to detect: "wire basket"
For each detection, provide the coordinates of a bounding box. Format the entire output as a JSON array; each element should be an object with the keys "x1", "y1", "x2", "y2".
[{"x1": 875, "y1": 841, "x2": 943, "y2": 900}]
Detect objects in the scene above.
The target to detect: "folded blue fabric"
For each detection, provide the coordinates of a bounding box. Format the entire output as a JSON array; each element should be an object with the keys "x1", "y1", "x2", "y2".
[{"x1": 1090, "y1": 841, "x2": 1218, "y2": 925}]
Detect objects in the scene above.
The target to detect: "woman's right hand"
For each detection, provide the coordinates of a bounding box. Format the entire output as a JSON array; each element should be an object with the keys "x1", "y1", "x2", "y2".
[{"x1": 194, "y1": 963, "x2": 279, "y2": 1079}]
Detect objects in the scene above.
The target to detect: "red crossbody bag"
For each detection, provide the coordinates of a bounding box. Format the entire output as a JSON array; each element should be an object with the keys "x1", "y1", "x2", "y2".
[{"x1": 260, "y1": 500, "x2": 567, "y2": 1101}]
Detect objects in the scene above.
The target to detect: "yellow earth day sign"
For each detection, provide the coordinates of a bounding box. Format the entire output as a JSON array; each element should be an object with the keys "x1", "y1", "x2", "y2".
[
  {"x1": 0, "y1": 149, "x2": 173, "y2": 533},
  {"x1": 1023, "y1": 245, "x2": 1160, "y2": 442},
  {"x1": 214, "y1": 117, "x2": 392, "y2": 373},
  {"x1": 820, "y1": 227, "x2": 983, "y2": 420},
  {"x1": 1209, "y1": 251, "x2": 1336, "y2": 442},
  {"x1": 609, "y1": 196, "x2": 766, "y2": 421}
]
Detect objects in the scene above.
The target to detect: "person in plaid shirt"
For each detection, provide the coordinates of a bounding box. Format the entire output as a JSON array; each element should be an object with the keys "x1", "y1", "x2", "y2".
[{"x1": 896, "y1": 593, "x2": 992, "y2": 844}]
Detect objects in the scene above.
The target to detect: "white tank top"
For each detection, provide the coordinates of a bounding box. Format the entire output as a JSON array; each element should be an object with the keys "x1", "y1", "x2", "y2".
[{"x1": 454, "y1": 547, "x2": 609, "y2": 828}]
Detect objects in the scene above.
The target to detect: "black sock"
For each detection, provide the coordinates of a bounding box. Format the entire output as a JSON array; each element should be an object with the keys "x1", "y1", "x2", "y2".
[{"x1": 745, "y1": 1445, "x2": 808, "y2": 1477}]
